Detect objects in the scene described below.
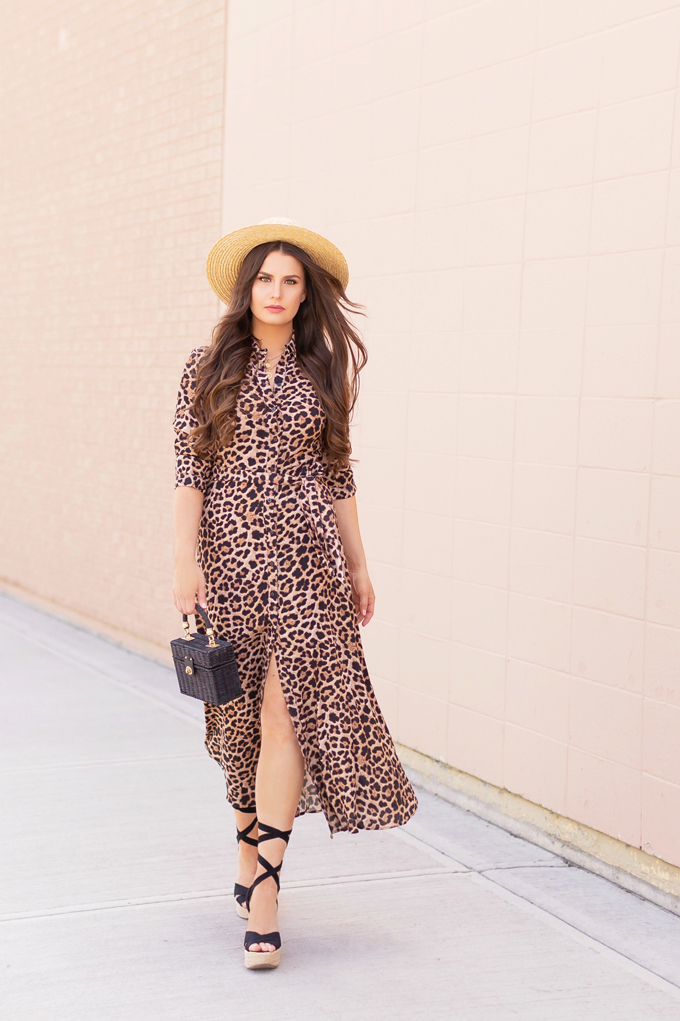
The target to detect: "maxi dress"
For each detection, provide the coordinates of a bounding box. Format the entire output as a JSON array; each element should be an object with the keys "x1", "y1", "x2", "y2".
[{"x1": 173, "y1": 335, "x2": 418, "y2": 834}]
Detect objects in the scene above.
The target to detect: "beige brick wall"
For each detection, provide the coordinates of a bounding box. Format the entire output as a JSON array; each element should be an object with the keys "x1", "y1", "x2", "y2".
[
  {"x1": 0, "y1": 0, "x2": 225, "y2": 650},
  {"x1": 219, "y1": 0, "x2": 680, "y2": 866}
]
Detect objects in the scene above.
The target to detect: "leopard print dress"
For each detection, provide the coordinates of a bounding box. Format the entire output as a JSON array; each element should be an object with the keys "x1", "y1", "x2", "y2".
[{"x1": 173, "y1": 335, "x2": 418, "y2": 834}]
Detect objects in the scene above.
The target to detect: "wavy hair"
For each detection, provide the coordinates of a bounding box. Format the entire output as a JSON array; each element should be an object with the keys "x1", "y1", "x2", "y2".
[{"x1": 190, "y1": 241, "x2": 367, "y2": 465}]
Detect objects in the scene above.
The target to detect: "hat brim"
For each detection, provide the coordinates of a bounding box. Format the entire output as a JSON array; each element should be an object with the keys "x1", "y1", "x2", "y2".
[{"x1": 206, "y1": 223, "x2": 349, "y2": 304}]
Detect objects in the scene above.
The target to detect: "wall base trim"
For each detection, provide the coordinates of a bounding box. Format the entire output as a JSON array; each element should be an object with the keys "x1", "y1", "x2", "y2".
[{"x1": 397, "y1": 744, "x2": 680, "y2": 918}]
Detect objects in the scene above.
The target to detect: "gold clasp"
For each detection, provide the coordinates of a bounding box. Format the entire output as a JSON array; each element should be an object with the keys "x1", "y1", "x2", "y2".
[
  {"x1": 207, "y1": 627, "x2": 218, "y2": 648},
  {"x1": 182, "y1": 620, "x2": 193, "y2": 641}
]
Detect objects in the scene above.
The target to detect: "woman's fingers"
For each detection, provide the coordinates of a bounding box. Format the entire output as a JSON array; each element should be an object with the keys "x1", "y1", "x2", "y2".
[
  {"x1": 352, "y1": 577, "x2": 375, "y2": 626},
  {"x1": 351, "y1": 584, "x2": 363, "y2": 620},
  {"x1": 173, "y1": 561, "x2": 207, "y2": 616},
  {"x1": 174, "y1": 590, "x2": 196, "y2": 616}
]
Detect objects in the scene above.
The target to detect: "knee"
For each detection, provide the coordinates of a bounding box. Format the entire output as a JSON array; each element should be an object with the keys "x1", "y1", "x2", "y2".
[{"x1": 260, "y1": 695, "x2": 296, "y2": 745}]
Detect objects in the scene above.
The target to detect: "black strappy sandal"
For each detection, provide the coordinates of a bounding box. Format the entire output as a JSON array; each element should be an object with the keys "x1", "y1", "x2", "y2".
[
  {"x1": 234, "y1": 815, "x2": 258, "y2": 920},
  {"x1": 243, "y1": 822, "x2": 292, "y2": 970}
]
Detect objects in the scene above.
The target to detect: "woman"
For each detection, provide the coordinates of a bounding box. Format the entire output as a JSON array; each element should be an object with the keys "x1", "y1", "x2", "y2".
[{"x1": 172, "y1": 218, "x2": 418, "y2": 970}]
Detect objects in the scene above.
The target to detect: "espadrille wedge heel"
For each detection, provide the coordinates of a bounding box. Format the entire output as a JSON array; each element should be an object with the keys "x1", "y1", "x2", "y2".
[{"x1": 243, "y1": 822, "x2": 291, "y2": 970}]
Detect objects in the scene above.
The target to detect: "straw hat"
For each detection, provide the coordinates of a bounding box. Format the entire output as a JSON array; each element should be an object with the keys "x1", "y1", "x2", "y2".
[{"x1": 206, "y1": 217, "x2": 349, "y2": 304}]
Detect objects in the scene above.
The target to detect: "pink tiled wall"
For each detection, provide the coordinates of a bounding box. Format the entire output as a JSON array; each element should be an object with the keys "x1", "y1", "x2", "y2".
[
  {"x1": 219, "y1": 1, "x2": 680, "y2": 866},
  {"x1": 0, "y1": 1, "x2": 225, "y2": 647}
]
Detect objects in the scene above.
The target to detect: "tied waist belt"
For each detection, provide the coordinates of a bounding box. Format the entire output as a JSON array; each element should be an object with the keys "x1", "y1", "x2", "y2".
[
  {"x1": 213, "y1": 466, "x2": 327, "y2": 489},
  {"x1": 211, "y1": 465, "x2": 345, "y2": 582}
]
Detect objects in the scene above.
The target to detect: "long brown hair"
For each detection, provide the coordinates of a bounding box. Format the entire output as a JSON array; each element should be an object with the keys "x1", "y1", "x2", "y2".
[{"x1": 191, "y1": 241, "x2": 366, "y2": 464}]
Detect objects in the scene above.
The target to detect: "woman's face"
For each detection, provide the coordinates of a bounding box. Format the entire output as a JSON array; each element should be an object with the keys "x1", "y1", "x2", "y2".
[{"x1": 250, "y1": 251, "x2": 306, "y2": 329}]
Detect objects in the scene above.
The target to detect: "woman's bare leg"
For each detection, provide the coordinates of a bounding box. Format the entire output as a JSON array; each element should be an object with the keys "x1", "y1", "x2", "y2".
[{"x1": 248, "y1": 652, "x2": 305, "y2": 952}]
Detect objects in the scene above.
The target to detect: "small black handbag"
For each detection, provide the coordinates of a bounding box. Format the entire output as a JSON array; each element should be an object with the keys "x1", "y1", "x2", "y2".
[{"x1": 170, "y1": 605, "x2": 243, "y2": 705}]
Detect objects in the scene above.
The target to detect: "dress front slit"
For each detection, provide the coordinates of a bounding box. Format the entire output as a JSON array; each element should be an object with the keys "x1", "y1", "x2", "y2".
[{"x1": 174, "y1": 335, "x2": 418, "y2": 834}]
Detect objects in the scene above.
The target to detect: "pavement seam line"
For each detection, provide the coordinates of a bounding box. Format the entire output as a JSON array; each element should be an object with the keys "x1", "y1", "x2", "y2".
[
  {"x1": 0, "y1": 868, "x2": 470, "y2": 922},
  {"x1": 0, "y1": 753, "x2": 206, "y2": 775},
  {"x1": 5, "y1": 610, "x2": 679, "y2": 999},
  {"x1": 470, "y1": 873, "x2": 680, "y2": 1002},
  {"x1": 0, "y1": 621, "x2": 203, "y2": 729},
  {"x1": 405, "y1": 762, "x2": 680, "y2": 917},
  {"x1": 477, "y1": 862, "x2": 568, "y2": 872},
  {"x1": 395, "y1": 824, "x2": 680, "y2": 996}
]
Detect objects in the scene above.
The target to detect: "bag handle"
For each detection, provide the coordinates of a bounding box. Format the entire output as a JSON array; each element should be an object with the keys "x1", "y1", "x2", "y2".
[{"x1": 181, "y1": 604, "x2": 218, "y2": 647}]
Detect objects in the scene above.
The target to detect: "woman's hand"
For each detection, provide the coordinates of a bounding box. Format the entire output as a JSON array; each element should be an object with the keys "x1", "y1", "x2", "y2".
[
  {"x1": 173, "y1": 557, "x2": 208, "y2": 616},
  {"x1": 173, "y1": 487, "x2": 206, "y2": 615},
  {"x1": 333, "y1": 496, "x2": 374, "y2": 626},
  {"x1": 349, "y1": 564, "x2": 375, "y2": 627}
]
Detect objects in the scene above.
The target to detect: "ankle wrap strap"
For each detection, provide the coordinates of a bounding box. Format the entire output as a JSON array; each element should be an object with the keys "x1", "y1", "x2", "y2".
[
  {"x1": 257, "y1": 822, "x2": 292, "y2": 846},
  {"x1": 236, "y1": 816, "x2": 258, "y2": 848},
  {"x1": 245, "y1": 822, "x2": 292, "y2": 909}
]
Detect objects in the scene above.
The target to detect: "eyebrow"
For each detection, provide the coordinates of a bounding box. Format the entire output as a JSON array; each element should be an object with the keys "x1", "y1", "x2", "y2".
[{"x1": 259, "y1": 272, "x2": 301, "y2": 278}]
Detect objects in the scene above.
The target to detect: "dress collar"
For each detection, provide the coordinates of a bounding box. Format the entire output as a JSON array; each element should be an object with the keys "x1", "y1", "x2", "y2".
[{"x1": 251, "y1": 332, "x2": 296, "y2": 363}]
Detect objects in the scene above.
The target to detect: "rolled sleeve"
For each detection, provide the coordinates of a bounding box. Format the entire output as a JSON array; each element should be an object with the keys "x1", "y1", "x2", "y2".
[
  {"x1": 325, "y1": 459, "x2": 356, "y2": 501},
  {"x1": 173, "y1": 348, "x2": 214, "y2": 494}
]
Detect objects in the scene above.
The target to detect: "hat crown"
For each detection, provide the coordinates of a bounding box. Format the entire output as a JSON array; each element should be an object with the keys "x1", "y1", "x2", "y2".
[
  {"x1": 206, "y1": 219, "x2": 349, "y2": 303},
  {"x1": 259, "y1": 217, "x2": 301, "y2": 227}
]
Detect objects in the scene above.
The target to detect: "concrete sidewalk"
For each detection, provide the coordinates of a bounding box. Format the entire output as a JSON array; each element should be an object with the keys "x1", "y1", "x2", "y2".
[{"x1": 2, "y1": 592, "x2": 680, "y2": 1020}]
